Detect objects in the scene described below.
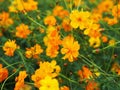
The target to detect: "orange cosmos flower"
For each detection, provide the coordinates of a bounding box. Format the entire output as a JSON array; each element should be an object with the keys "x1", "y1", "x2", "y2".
[
  {"x1": 3, "y1": 40, "x2": 19, "y2": 56},
  {"x1": 14, "y1": 71, "x2": 27, "y2": 90},
  {"x1": 112, "y1": 4, "x2": 120, "y2": 18},
  {"x1": 62, "y1": 18, "x2": 72, "y2": 32},
  {"x1": 86, "y1": 80, "x2": 99, "y2": 90},
  {"x1": 0, "y1": 12, "x2": 13, "y2": 27},
  {"x1": 61, "y1": 35, "x2": 80, "y2": 62},
  {"x1": 16, "y1": 24, "x2": 31, "y2": 38},
  {"x1": 25, "y1": 44, "x2": 43, "y2": 59},
  {"x1": 60, "y1": 86, "x2": 70, "y2": 90},
  {"x1": 78, "y1": 66, "x2": 93, "y2": 82},
  {"x1": 101, "y1": 36, "x2": 108, "y2": 43},
  {"x1": 44, "y1": 26, "x2": 61, "y2": 58},
  {"x1": 0, "y1": 64, "x2": 9, "y2": 82},
  {"x1": 31, "y1": 60, "x2": 61, "y2": 88},
  {"x1": 44, "y1": 15, "x2": 56, "y2": 26},
  {"x1": 53, "y1": 5, "x2": 69, "y2": 19},
  {"x1": 97, "y1": 0, "x2": 113, "y2": 14}
]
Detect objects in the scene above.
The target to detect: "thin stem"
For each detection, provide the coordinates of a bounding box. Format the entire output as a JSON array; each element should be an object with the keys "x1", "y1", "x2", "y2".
[
  {"x1": 0, "y1": 58, "x2": 15, "y2": 69},
  {"x1": 59, "y1": 73, "x2": 79, "y2": 84},
  {"x1": 92, "y1": 41, "x2": 120, "y2": 53},
  {"x1": 17, "y1": 50, "x2": 28, "y2": 72}
]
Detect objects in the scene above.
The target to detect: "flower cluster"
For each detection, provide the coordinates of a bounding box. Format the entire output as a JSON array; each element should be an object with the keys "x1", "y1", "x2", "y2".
[
  {"x1": 0, "y1": 0, "x2": 120, "y2": 90},
  {"x1": 31, "y1": 60, "x2": 61, "y2": 89}
]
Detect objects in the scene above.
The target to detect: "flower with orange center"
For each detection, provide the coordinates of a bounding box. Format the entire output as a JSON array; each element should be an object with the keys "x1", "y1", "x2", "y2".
[
  {"x1": 61, "y1": 35, "x2": 80, "y2": 62},
  {"x1": 70, "y1": 10, "x2": 90, "y2": 30},
  {"x1": 0, "y1": 64, "x2": 8, "y2": 82},
  {"x1": 0, "y1": 12, "x2": 13, "y2": 27},
  {"x1": 44, "y1": 15, "x2": 56, "y2": 26},
  {"x1": 16, "y1": 23, "x2": 31, "y2": 38},
  {"x1": 31, "y1": 60, "x2": 61, "y2": 88},
  {"x1": 86, "y1": 80, "x2": 99, "y2": 90},
  {"x1": 78, "y1": 66, "x2": 93, "y2": 82},
  {"x1": 3, "y1": 39, "x2": 19, "y2": 56},
  {"x1": 25, "y1": 44, "x2": 43, "y2": 59},
  {"x1": 14, "y1": 71, "x2": 27, "y2": 90}
]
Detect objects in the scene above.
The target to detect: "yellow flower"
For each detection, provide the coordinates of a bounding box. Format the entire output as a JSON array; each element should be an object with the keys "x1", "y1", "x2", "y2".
[
  {"x1": 9, "y1": 0, "x2": 38, "y2": 12},
  {"x1": 61, "y1": 35, "x2": 80, "y2": 62},
  {"x1": 89, "y1": 37, "x2": 101, "y2": 48},
  {"x1": 39, "y1": 76, "x2": 59, "y2": 90},
  {"x1": 3, "y1": 40, "x2": 19, "y2": 56},
  {"x1": 84, "y1": 23, "x2": 101, "y2": 48},
  {"x1": 44, "y1": 15, "x2": 56, "y2": 26},
  {"x1": 0, "y1": 12, "x2": 13, "y2": 27},
  {"x1": 0, "y1": 64, "x2": 8, "y2": 82},
  {"x1": 14, "y1": 71, "x2": 27, "y2": 90},
  {"x1": 16, "y1": 24, "x2": 31, "y2": 38},
  {"x1": 31, "y1": 60, "x2": 61, "y2": 88},
  {"x1": 70, "y1": 10, "x2": 90, "y2": 30}
]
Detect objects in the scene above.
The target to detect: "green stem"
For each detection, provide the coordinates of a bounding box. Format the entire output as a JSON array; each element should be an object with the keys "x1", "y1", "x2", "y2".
[
  {"x1": 0, "y1": 58, "x2": 15, "y2": 69},
  {"x1": 5, "y1": 62, "x2": 21, "y2": 68},
  {"x1": 17, "y1": 50, "x2": 28, "y2": 72},
  {"x1": 24, "y1": 13, "x2": 46, "y2": 29},
  {"x1": 1, "y1": 67, "x2": 21, "y2": 90},
  {"x1": 59, "y1": 73, "x2": 79, "y2": 84},
  {"x1": 92, "y1": 41, "x2": 120, "y2": 53}
]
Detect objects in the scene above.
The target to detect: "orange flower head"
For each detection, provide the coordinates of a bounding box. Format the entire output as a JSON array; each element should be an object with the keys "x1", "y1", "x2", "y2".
[
  {"x1": 53, "y1": 5, "x2": 69, "y2": 18},
  {"x1": 0, "y1": 12, "x2": 13, "y2": 27},
  {"x1": 44, "y1": 26, "x2": 61, "y2": 58},
  {"x1": 112, "y1": 4, "x2": 120, "y2": 18},
  {"x1": 86, "y1": 81, "x2": 99, "y2": 90},
  {"x1": 78, "y1": 66, "x2": 93, "y2": 82},
  {"x1": 14, "y1": 71, "x2": 27, "y2": 90},
  {"x1": 25, "y1": 44, "x2": 43, "y2": 59},
  {"x1": 16, "y1": 23, "x2": 31, "y2": 38},
  {"x1": 60, "y1": 86, "x2": 70, "y2": 90},
  {"x1": 101, "y1": 36, "x2": 108, "y2": 43},
  {"x1": 62, "y1": 18, "x2": 72, "y2": 32},
  {"x1": 3, "y1": 39, "x2": 19, "y2": 56},
  {"x1": 61, "y1": 35, "x2": 80, "y2": 62},
  {"x1": 0, "y1": 64, "x2": 9, "y2": 82},
  {"x1": 44, "y1": 15, "x2": 56, "y2": 26}
]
